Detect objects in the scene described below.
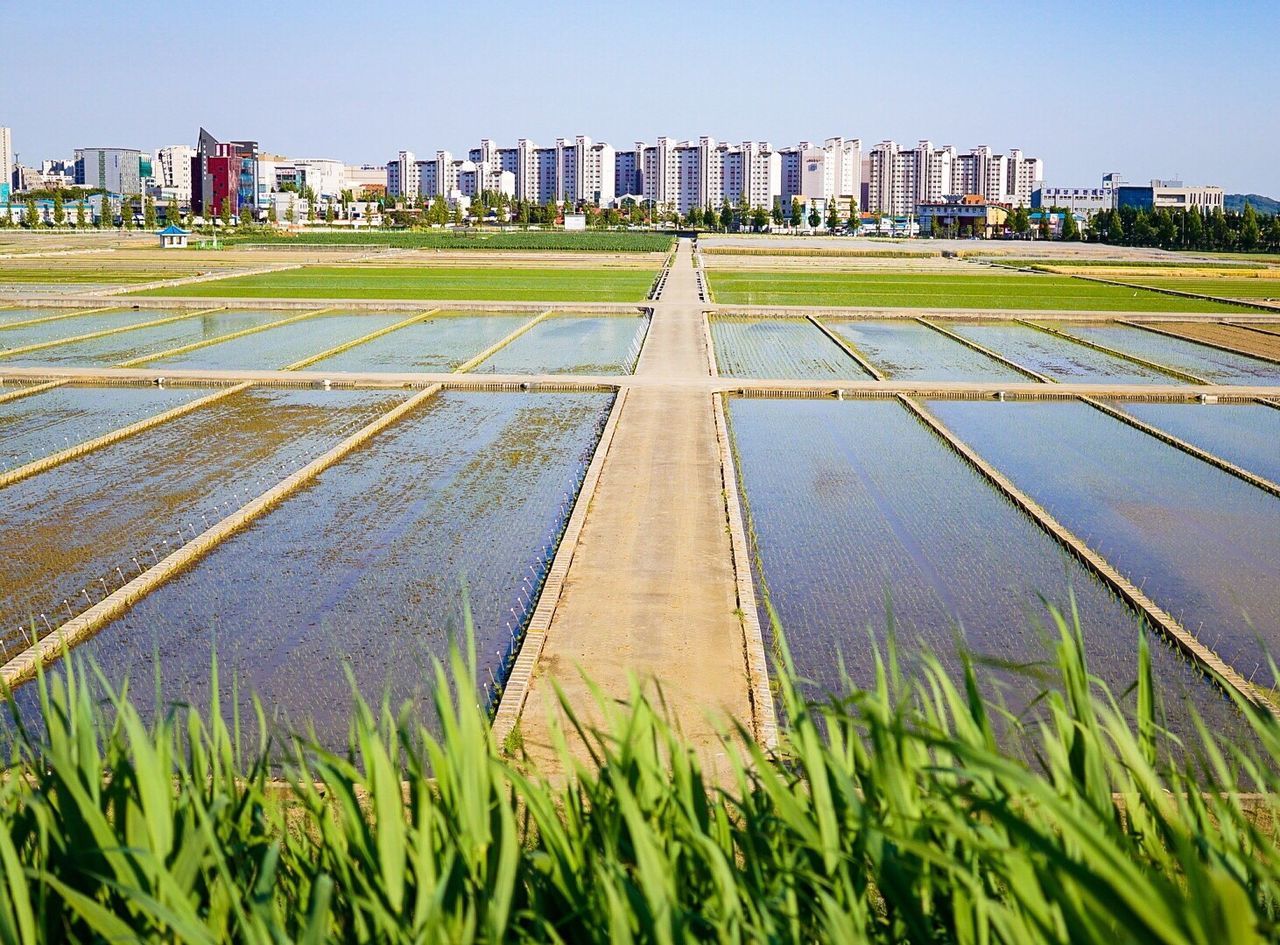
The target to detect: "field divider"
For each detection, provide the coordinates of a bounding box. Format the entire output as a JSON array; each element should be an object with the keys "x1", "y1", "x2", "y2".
[
  {"x1": 1224, "y1": 321, "x2": 1280, "y2": 341},
  {"x1": 0, "y1": 305, "x2": 122, "y2": 330},
  {"x1": 806, "y1": 316, "x2": 884, "y2": 380},
  {"x1": 0, "y1": 379, "x2": 68, "y2": 405},
  {"x1": 1064, "y1": 271, "x2": 1280, "y2": 314},
  {"x1": 896, "y1": 393, "x2": 1278, "y2": 718},
  {"x1": 0, "y1": 307, "x2": 225, "y2": 360},
  {"x1": 1018, "y1": 319, "x2": 1209, "y2": 384},
  {"x1": 117, "y1": 307, "x2": 334, "y2": 367},
  {"x1": 1079, "y1": 396, "x2": 1280, "y2": 498},
  {"x1": 0, "y1": 382, "x2": 255, "y2": 490},
  {"x1": 284, "y1": 308, "x2": 442, "y2": 371},
  {"x1": 713, "y1": 392, "x2": 779, "y2": 749},
  {"x1": 702, "y1": 312, "x2": 719, "y2": 377},
  {"x1": 0, "y1": 383, "x2": 443, "y2": 689},
  {"x1": 491, "y1": 387, "x2": 629, "y2": 748},
  {"x1": 453, "y1": 310, "x2": 551, "y2": 374},
  {"x1": 916, "y1": 317, "x2": 1053, "y2": 382},
  {"x1": 1118, "y1": 319, "x2": 1280, "y2": 366}
]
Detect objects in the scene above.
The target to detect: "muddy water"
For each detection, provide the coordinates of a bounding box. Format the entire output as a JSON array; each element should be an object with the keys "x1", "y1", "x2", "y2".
[
  {"x1": 0, "y1": 388, "x2": 407, "y2": 653},
  {"x1": 67, "y1": 391, "x2": 611, "y2": 748}
]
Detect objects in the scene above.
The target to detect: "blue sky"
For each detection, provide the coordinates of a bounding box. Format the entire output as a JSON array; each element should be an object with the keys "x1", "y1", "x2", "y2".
[{"x1": 4, "y1": 0, "x2": 1277, "y2": 194}]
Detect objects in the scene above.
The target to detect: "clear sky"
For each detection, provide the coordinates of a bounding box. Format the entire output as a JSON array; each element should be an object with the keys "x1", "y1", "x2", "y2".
[{"x1": 3, "y1": 0, "x2": 1277, "y2": 194}]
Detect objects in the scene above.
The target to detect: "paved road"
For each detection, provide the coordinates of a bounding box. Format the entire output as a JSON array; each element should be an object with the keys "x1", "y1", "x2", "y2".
[{"x1": 516, "y1": 239, "x2": 754, "y2": 773}]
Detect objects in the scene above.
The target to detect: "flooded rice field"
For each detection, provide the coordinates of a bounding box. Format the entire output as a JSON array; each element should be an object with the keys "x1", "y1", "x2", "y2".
[
  {"x1": 473, "y1": 314, "x2": 649, "y2": 374},
  {"x1": 930, "y1": 399, "x2": 1280, "y2": 678},
  {"x1": 0, "y1": 308, "x2": 60, "y2": 326},
  {"x1": 728, "y1": 397, "x2": 1248, "y2": 745},
  {"x1": 53, "y1": 392, "x2": 611, "y2": 747},
  {"x1": 0, "y1": 384, "x2": 208, "y2": 472},
  {"x1": 0, "y1": 387, "x2": 407, "y2": 659},
  {"x1": 152, "y1": 312, "x2": 408, "y2": 370},
  {"x1": 1115, "y1": 400, "x2": 1280, "y2": 486},
  {"x1": 1053, "y1": 323, "x2": 1280, "y2": 384},
  {"x1": 948, "y1": 322, "x2": 1175, "y2": 383},
  {"x1": 0, "y1": 308, "x2": 172, "y2": 352},
  {"x1": 824, "y1": 319, "x2": 1026, "y2": 382},
  {"x1": 311, "y1": 312, "x2": 530, "y2": 372},
  {"x1": 711, "y1": 316, "x2": 869, "y2": 379},
  {"x1": 3, "y1": 310, "x2": 287, "y2": 366}
]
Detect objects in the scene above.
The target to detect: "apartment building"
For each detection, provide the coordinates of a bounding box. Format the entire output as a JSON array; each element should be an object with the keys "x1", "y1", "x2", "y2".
[
  {"x1": 0, "y1": 126, "x2": 12, "y2": 201},
  {"x1": 386, "y1": 150, "x2": 419, "y2": 199},
  {"x1": 783, "y1": 137, "x2": 863, "y2": 206},
  {"x1": 155, "y1": 145, "x2": 195, "y2": 202}
]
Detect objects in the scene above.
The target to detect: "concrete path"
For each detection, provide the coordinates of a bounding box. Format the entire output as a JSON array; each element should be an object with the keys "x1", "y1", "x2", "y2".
[{"x1": 516, "y1": 239, "x2": 756, "y2": 773}]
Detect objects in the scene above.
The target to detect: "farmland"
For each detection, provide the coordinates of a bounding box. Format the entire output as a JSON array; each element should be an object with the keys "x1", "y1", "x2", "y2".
[
  {"x1": 218, "y1": 229, "x2": 676, "y2": 253},
  {"x1": 131, "y1": 264, "x2": 658, "y2": 301},
  {"x1": 705, "y1": 268, "x2": 1253, "y2": 311}
]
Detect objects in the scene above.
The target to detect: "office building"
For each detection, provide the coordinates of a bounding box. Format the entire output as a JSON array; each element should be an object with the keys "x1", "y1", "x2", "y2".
[
  {"x1": 155, "y1": 145, "x2": 195, "y2": 202},
  {"x1": 1115, "y1": 179, "x2": 1224, "y2": 213},
  {"x1": 0, "y1": 126, "x2": 11, "y2": 201},
  {"x1": 74, "y1": 147, "x2": 143, "y2": 196},
  {"x1": 191, "y1": 128, "x2": 259, "y2": 217}
]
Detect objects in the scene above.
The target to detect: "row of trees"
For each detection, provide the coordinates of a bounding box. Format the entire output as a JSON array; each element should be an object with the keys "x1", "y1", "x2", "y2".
[
  {"x1": 0, "y1": 193, "x2": 167, "y2": 230},
  {"x1": 1087, "y1": 203, "x2": 1280, "y2": 252}
]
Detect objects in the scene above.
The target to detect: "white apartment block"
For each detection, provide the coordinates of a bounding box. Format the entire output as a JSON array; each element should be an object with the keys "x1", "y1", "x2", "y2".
[
  {"x1": 343, "y1": 164, "x2": 387, "y2": 195},
  {"x1": 0, "y1": 126, "x2": 11, "y2": 199},
  {"x1": 867, "y1": 141, "x2": 1043, "y2": 214},
  {"x1": 155, "y1": 145, "x2": 195, "y2": 201},
  {"x1": 386, "y1": 150, "x2": 419, "y2": 199},
  {"x1": 785, "y1": 137, "x2": 863, "y2": 207}
]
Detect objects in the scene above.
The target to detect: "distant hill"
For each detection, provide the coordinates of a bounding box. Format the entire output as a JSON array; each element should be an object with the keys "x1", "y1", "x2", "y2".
[{"x1": 1226, "y1": 193, "x2": 1280, "y2": 215}]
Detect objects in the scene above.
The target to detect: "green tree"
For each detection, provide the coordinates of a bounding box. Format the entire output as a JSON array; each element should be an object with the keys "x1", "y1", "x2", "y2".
[
  {"x1": 122, "y1": 196, "x2": 134, "y2": 230},
  {"x1": 825, "y1": 203, "x2": 840, "y2": 232},
  {"x1": 1184, "y1": 208, "x2": 1204, "y2": 249},
  {"x1": 1060, "y1": 208, "x2": 1080, "y2": 242},
  {"x1": 97, "y1": 195, "x2": 112, "y2": 227},
  {"x1": 306, "y1": 197, "x2": 317, "y2": 223},
  {"x1": 1265, "y1": 214, "x2": 1280, "y2": 252},
  {"x1": 285, "y1": 201, "x2": 297, "y2": 224},
  {"x1": 1240, "y1": 202, "x2": 1261, "y2": 251},
  {"x1": 771, "y1": 197, "x2": 784, "y2": 228},
  {"x1": 239, "y1": 202, "x2": 254, "y2": 227},
  {"x1": 703, "y1": 204, "x2": 717, "y2": 231},
  {"x1": 52, "y1": 191, "x2": 65, "y2": 227},
  {"x1": 808, "y1": 204, "x2": 821, "y2": 229},
  {"x1": 687, "y1": 205, "x2": 703, "y2": 229},
  {"x1": 751, "y1": 206, "x2": 768, "y2": 232},
  {"x1": 1037, "y1": 211, "x2": 1050, "y2": 240},
  {"x1": 23, "y1": 197, "x2": 39, "y2": 228},
  {"x1": 219, "y1": 196, "x2": 233, "y2": 229},
  {"x1": 720, "y1": 198, "x2": 733, "y2": 232},
  {"x1": 143, "y1": 196, "x2": 157, "y2": 230},
  {"x1": 790, "y1": 199, "x2": 803, "y2": 229},
  {"x1": 930, "y1": 215, "x2": 941, "y2": 238},
  {"x1": 846, "y1": 201, "x2": 859, "y2": 233},
  {"x1": 75, "y1": 199, "x2": 86, "y2": 228},
  {"x1": 267, "y1": 201, "x2": 278, "y2": 226},
  {"x1": 324, "y1": 202, "x2": 335, "y2": 225},
  {"x1": 453, "y1": 202, "x2": 465, "y2": 226}
]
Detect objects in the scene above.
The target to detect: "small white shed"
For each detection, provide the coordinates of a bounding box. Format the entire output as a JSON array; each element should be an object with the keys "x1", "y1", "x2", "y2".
[{"x1": 157, "y1": 224, "x2": 190, "y2": 249}]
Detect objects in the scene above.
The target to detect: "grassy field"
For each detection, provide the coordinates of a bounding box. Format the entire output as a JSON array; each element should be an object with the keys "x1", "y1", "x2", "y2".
[
  {"x1": 3, "y1": 623, "x2": 1280, "y2": 942},
  {"x1": 707, "y1": 269, "x2": 1254, "y2": 311},
  {"x1": 0, "y1": 267, "x2": 199, "y2": 284},
  {"x1": 985, "y1": 257, "x2": 1268, "y2": 270},
  {"x1": 218, "y1": 229, "x2": 675, "y2": 253},
  {"x1": 131, "y1": 265, "x2": 657, "y2": 302},
  {"x1": 1112, "y1": 276, "x2": 1280, "y2": 300}
]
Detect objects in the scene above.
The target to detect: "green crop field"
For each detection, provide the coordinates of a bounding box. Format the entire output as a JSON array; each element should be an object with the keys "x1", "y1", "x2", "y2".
[
  {"x1": 130, "y1": 265, "x2": 656, "y2": 302},
  {"x1": 706, "y1": 269, "x2": 1253, "y2": 312},
  {"x1": 0, "y1": 267, "x2": 198, "y2": 284},
  {"x1": 218, "y1": 230, "x2": 675, "y2": 253},
  {"x1": 1115, "y1": 276, "x2": 1280, "y2": 299}
]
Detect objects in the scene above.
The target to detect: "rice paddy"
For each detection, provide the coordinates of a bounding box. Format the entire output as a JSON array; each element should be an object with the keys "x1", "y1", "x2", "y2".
[
  {"x1": 131, "y1": 265, "x2": 657, "y2": 302},
  {"x1": 0, "y1": 307, "x2": 176, "y2": 352},
  {"x1": 930, "y1": 398, "x2": 1280, "y2": 677},
  {"x1": 710, "y1": 316, "x2": 870, "y2": 379},
  {"x1": 706, "y1": 269, "x2": 1252, "y2": 311},
  {"x1": 1051, "y1": 322, "x2": 1280, "y2": 383},
  {"x1": 1115, "y1": 401, "x2": 1280, "y2": 485},
  {"x1": 309, "y1": 312, "x2": 531, "y2": 372},
  {"x1": 948, "y1": 321, "x2": 1177, "y2": 383},
  {"x1": 59, "y1": 391, "x2": 612, "y2": 746},
  {"x1": 824, "y1": 318, "x2": 1027, "y2": 381},
  {"x1": 472, "y1": 314, "x2": 650, "y2": 374},
  {"x1": 728, "y1": 397, "x2": 1251, "y2": 745}
]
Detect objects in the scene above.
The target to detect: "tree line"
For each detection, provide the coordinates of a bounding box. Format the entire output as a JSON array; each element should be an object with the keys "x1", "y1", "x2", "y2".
[{"x1": 1085, "y1": 203, "x2": 1280, "y2": 252}]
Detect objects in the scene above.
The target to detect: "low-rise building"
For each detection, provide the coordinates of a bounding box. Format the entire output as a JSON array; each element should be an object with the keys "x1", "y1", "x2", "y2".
[
  {"x1": 915, "y1": 194, "x2": 1011, "y2": 238},
  {"x1": 1116, "y1": 179, "x2": 1224, "y2": 213}
]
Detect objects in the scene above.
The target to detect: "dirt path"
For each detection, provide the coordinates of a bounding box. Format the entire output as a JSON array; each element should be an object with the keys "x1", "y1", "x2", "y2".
[{"x1": 516, "y1": 240, "x2": 755, "y2": 773}]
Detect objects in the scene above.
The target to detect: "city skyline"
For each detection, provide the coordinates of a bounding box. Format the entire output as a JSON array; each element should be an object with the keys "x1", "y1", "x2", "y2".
[{"x1": 1, "y1": 0, "x2": 1277, "y2": 195}]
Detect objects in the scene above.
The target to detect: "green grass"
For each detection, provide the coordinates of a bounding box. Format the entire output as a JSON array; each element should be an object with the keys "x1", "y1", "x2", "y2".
[
  {"x1": 131, "y1": 265, "x2": 657, "y2": 302},
  {"x1": 707, "y1": 269, "x2": 1254, "y2": 312},
  {"x1": 218, "y1": 230, "x2": 676, "y2": 253},
  {"x1": 2, "y1": 614, "x2": 1280, "y2": 943}
]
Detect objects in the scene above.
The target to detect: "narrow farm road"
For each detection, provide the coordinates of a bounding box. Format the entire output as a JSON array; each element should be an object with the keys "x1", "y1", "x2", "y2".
[{"x1": 516, "y1": 238, "x2": 755, "y2": 773}]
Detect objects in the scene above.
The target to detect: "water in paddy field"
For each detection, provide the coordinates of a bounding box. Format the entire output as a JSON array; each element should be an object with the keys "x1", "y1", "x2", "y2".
[
  {"x1": 930, "y1": 399, "x2": 1280, "y2": 680},
  {"x1": 53, "y1": 392, "x2": 611, "y2": 749},
  {"x1": 0, "y1": 308, "x2": 167, "y2": 352},
  {"x1": 824, "y1": 319, "x2": 1027, "y2": 382},
  {"x1": 949, "y1": 322, "x2": 1176, "y2": 383},
  {"x1": 474, "y1": 314, "x2": 649, "y2": 374},
  {"x1": 2, "y1": 311, "x2": 287, "y2": 367},
  {"x1": 151, "y1": 312, "x2": 409, "y2": 370},
  {"x1": 1053, "y1": 323, "x2": 1280, "y2": 384},
  {"x1": 0, "y1": 387, "x2": 407, "y2": 658},
  {"x1": 728, "y1": 398, "x2": 1250, "y2": 746},
  {"x1": 0, "y1": 308, "x2": 71, "y2": 326},
  {"x1": 1116, "y1": 401, "x2": 1280, "y2": 484},
  {"x1": 310, "y1": 312, "x2": 529, "y2": 372},
  {"x1": 710, "y1": 317, "x2": 870, "y2": 379},
  {"x1": 0, "y1": 385, "x2": 209, "y2": 471}
]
